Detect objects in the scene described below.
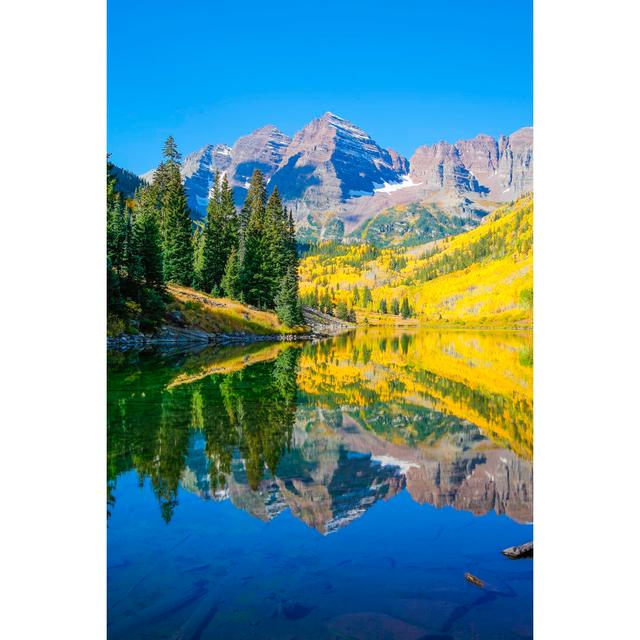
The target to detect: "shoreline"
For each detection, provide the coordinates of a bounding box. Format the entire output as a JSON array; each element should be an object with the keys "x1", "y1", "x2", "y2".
[
  {"x1": 107, "y1": 324, "x2": 355, "y2": 351},
  {"x1": 107, "y1": 323, "x2": 531, "y2": 350}
]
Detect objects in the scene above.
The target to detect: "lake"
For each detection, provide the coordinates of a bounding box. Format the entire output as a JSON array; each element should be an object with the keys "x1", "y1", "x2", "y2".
[{"x1": 107, "y1": 329, "x2": 533, "y2": 639}]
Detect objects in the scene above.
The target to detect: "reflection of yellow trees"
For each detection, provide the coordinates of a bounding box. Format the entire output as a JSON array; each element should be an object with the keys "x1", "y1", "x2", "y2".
[{"x1": 298, "y1": 329, "x2": 532, "y2": 459}]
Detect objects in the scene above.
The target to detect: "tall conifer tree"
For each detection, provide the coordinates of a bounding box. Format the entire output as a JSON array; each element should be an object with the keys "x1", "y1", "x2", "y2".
[
  {"x1": 239, "y1": 170, "x2": 271, "y2": 306},
  {"x1": 159, "y1": 138, "x2": 194, "y2": 285}
]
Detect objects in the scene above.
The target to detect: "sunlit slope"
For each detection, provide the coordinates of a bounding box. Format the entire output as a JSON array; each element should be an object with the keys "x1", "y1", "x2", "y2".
[
  {"x1": 299, "y1": 194, "x2": 533, "y2": 327},
  {"x1": 168, "y1": 284, "x2": 306, "y2": 334},
  {"x1": 297, "y1": 330, "x2": 532, "y2": 459}
]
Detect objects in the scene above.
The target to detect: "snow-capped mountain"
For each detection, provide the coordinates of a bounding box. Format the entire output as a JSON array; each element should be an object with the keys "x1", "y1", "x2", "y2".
[
  {"x1": 269, "y1": 112, "x2": 409, "y2": 213},
  {"x1": 135, "y1": 114, "x2": 532, "y2": 243},
  {"x1": 181, "y1": 144, "x2": 232, "y2": 214}
]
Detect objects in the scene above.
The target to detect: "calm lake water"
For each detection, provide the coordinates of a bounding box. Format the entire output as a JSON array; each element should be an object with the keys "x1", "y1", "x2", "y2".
[{"x1": 107, "y1": 329, "x2": 533, "y2": 639}]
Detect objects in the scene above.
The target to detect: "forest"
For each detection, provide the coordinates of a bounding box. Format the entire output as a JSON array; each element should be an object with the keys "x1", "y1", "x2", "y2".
[
  {"x1": 107, "y1": 137, "x2": 303, "y2": 335},
  {"x1": 298, "y1": 194, "x2": 533, "y2": 327},
  {"x1": 108, "y1": 139, "x2": 533, "y2": 333}
]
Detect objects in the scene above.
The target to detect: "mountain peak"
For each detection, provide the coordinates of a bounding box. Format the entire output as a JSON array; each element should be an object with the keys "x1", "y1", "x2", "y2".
[{"x1": 320, "y1": 111, "x2": 345, "y2": 121}]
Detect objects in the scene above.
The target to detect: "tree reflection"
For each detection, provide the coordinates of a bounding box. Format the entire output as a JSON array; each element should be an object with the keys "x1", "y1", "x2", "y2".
[{"x1": 108, "y1": 347, "x2": 300, "y2": 521}]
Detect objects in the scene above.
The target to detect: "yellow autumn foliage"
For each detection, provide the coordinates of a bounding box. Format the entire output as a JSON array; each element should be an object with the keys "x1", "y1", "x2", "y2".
[{"x1": 300, "y1": 194, "x2": 533, "y2": 328}]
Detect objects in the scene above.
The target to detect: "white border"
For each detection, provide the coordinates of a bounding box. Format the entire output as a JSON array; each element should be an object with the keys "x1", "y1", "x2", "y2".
[
  {"x1": 535, "y1": 0, "x2": 640, "y2": 637},
  {"x1": 1, "y1": 1, "x2": 106, "y2": 638},
  {"x1": 1, "y1": 1, "x2": 640, "y2": 638}
]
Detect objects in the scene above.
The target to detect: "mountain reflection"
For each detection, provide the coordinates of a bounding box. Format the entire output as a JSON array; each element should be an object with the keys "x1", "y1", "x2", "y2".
[{"x1": 108, "y1": 330, "x2": 532, "y2": 529}]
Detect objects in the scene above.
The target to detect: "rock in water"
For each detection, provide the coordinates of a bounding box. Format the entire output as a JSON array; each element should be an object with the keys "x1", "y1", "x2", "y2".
[
  {"x1": 464, "y1": 573, "x2": 485, "y2": 588},
  {"x1": 502, "y1": 541, "x2": 533, "y2": 559}
]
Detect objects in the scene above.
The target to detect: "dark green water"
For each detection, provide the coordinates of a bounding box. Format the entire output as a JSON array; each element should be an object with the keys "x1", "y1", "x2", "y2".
[{"x1": 108, "y1": 330, "x2": 533, "y2": 639}]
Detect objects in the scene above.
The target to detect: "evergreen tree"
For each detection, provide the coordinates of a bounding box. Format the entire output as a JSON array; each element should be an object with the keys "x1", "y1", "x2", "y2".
[
  {"x1": 238, "y1": 168, "x2": 266, "y2": 237},
  {"x1": 274, "y1": 267, "x2": 304, "y2": 326},
  {"x1": 134, "y1": 209, "x2": 164, "y2": 292},
  {"x1": 264, "y1": 187, "x2": 289, "y2": 303},
  {"x1": 199, "y1": 173, "x2": 225, "y2": 292},
  {"x1": 220, "y1": 174, "x2": 239, "y2": 255},
  {"x1": 362, "y1": 286, "x2": 372, "y2": 308},
  {"x1": 379, "y1": 298, "x2": 388, "y2": 314},
  {"x1": 238, "y1": 170, "x2": 271, "y2": 306},
  {"x1": 221, "y1": 248, "x2": 241, "y2": 299},
  {"x1": 391, "y1": 298, "x2": 400, "y2": 315},
  {"x1": 335, "y1": 300, "x2": 349, "y2": 320},
  {"x1": 192, "y1": 224, "x2": 205, "y2": 289},
  {"x1": 161, "y1": 146, "x2": 193, "y2": 286},
  {"x1": 352, "y1": 285, "x2": 360, "y2": 306},
  {"x1": 162, "y1": 136, "x2": 181, "y2": 164},
  {"x1": 400, "y1": 296, "x2": 411, "y2": 319}
]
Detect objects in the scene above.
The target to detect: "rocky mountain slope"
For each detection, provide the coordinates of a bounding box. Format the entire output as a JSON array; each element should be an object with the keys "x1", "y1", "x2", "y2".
[{"x1": 137, "y1": 113, "x2": 532, "y2": 243}]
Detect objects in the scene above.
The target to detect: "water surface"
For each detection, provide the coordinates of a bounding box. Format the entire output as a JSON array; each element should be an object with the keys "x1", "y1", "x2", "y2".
[{"x1": 108, "y1": 329, "x2": 533, "y2": 639}]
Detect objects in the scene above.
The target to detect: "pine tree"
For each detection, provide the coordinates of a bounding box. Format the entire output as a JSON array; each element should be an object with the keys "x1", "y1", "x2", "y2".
[
  {"x1": 221, "y1": 248, "x2": 241, "y2": 299},
  {"x1": 352, "y1": 285, "x2": 360, "y2": 306},
  {"x1": 362, "y1": 286, "x2": 372, "y2": 308},
  {"x1": 391, "y1": 298, "x2": 400, "y2": 315},
  {"x1": 264, "y1": 187, "x2": 288, "y2": 303},
  {"x1": 238, "y1": 168, "x2": 266, "y2": 238},
  {"x1": 400, "y1": 296, "x2": 411, "y2": 319},
  {"x1": 238, "y1": 170, "x2": 271, "y2": 306},
  {"x1": 134, "y1": 209, "x2": 164, "y2": 292},
  {"x1": 160, "y1": 142, "x2": 193, "y2": 285},
  {"x1": 379, "y1": 298, "x2": 388, "y2": 314},
  {"x1": 335, "y1": 300, "x2": 349, "y2": 320},
  {"x1": 274, "y1": 267, "x2": 304, "y2": 326},
  {"x1": 163, "y1": 136, "x2": 181, "y2": 164},
  {"x1": 200, "y1": 173, "x2": 224, "y2": 292},
  {"x1": 220, "y1": 174, "x2": 239, "y2": 256}
]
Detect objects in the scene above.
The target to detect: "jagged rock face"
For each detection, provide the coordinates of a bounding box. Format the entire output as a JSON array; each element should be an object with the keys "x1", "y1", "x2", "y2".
[
  {"x1": 181, "y1": 144, "x2": 232, "y2": 216},
  {"x1": 498, "y1": 127, "x2": 533, "y2": 196},
  {"x1": 135, "y1": 117, "x2": 531, "y2": 242},
  {"x1": 409, "y1": 141, "x2": 482, "y2": 193},
  {"x1": 227, "y1": 124, "x2": 291, "y2": 192},
  {"x1": 410, "y1": 127, "x2": 533, "y2": 200},
  {"x1": 270, "y1": 112, "x2": 409, "y2": 213},
  {"x1": 405, "y1": 450, "x2": 533, "y2": 524}
]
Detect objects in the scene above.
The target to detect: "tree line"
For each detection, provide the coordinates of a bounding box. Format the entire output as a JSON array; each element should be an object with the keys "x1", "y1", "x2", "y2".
[
  {"x1": 301, "y1": 283, "x2": 413, "y2": 321},
  {"x1": 107, "y1": 137, "x2": 303, "y2": 333}
]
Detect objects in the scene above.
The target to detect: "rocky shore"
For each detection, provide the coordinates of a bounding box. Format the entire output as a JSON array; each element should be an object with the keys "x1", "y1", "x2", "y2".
[{"x1": 107, "y1": 306, "x2": 355, "y2": 350}]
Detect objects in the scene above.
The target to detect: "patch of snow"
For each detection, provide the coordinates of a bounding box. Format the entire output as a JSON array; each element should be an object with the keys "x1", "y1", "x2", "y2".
[
  {"x1": 503, "y1": 187, "x2": 511, "y2": 193},
  {"x1": 371, "y1": 454, "x2": 419, "y2": 475},
  {"x1": 373, "y1": 175, "x2": 422, "y2": 194}
]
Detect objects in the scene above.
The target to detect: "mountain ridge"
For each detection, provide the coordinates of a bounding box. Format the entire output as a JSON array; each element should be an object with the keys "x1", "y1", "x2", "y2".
[{"x1": 135, "y1": 113, "x2": 532, "y2": 244}]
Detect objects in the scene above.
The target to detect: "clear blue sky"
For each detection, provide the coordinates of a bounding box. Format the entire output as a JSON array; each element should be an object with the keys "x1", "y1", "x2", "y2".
[{"x1": 108, "y1": 0, "x2": 532, "y2": 174}]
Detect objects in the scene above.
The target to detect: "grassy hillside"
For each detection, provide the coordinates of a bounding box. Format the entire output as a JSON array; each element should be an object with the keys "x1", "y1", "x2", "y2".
[
  {"x1": 299, "y1": 194, "x2": 533, "y2": 328},
  {"x1": 167, "y1": 285, "x2": 307, "y2": 335}
]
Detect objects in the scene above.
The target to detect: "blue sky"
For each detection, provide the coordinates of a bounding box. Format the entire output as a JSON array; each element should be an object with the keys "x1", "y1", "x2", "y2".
[{"x1": 108, "y1": 0, "x2": 532, "y2": 174}]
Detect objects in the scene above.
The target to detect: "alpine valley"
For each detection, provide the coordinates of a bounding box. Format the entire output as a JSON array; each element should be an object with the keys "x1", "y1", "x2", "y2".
[{"x1": 137, "y1": 112, "x2": 532, "y2": 247}]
